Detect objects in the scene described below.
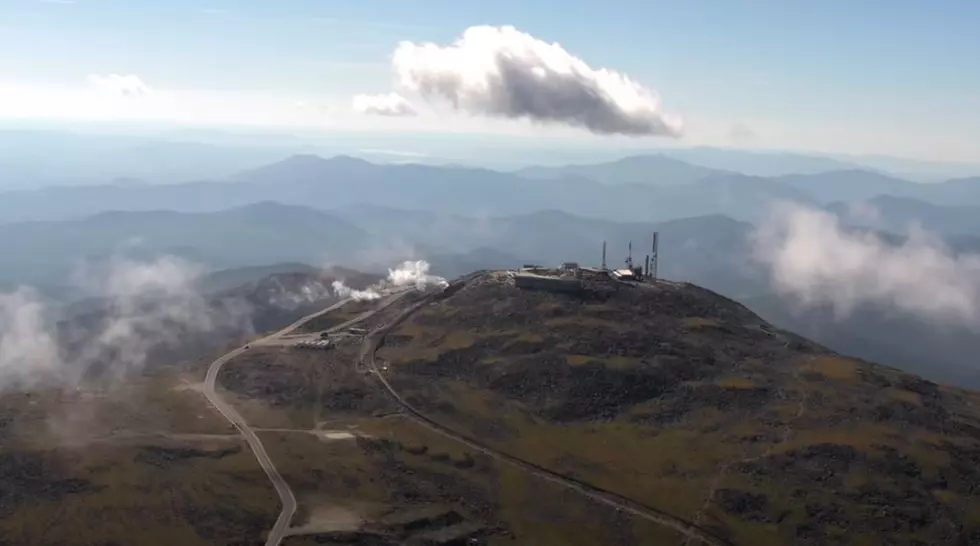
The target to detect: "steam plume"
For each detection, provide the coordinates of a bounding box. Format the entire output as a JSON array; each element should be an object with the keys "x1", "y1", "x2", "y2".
[
  {"x1": 385, "y1": 260, "x2": 449, "y2": 290},
  {"x1": 331, "y1": 280, "x2": 382, "y2": 301},
  {"x1": 752, "y1": 202, "x2": 980, "y2": 325},
  {"x1": 331, "y1": 260, "x2": 447, "y2": 301}
]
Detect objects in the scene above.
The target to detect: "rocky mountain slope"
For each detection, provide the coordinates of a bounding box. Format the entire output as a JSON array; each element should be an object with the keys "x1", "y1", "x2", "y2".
[
  {"x1": 371, "y1": 271, "x2": 980, "y2": 546},
  {"x1": 4, "y1": 268, "x2": 980, "y2": 546}
]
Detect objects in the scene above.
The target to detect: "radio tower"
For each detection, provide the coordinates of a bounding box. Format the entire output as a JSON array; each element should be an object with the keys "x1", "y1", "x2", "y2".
[{"x1": 650, "y1": 232, "x2": 660, "y2": 281}]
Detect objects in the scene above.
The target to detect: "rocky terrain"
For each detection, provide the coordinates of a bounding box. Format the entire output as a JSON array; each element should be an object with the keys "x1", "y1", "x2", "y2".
[
  {"x1": 4, "y1": 268, "x2": 980, "y2": 546},
  {"x1": 372, "y1": 271, "x2": 980, "y2": 546}
]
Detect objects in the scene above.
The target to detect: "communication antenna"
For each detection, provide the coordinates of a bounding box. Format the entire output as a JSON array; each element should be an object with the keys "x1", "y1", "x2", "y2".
[
  {"x1": 651, "y1": 231, "x2": 660, "y2": 281},
  {"x1": 601, "y1": 241, "x2": 607, "y2": 270},
  {"x1": 626, "y1": 240, "x2": 633, "y2": 269}
]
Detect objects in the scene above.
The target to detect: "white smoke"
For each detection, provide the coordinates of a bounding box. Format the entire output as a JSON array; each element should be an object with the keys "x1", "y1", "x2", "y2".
[
  {"x1": 352, "y1": 92, "x2": 417, "y2": 117},
  {"x1": 391, "y1": 25, "x2": 682, "y2": 137},
  {"x1": 330, "y1": 260, "x2": 447, "y2": 301},
  {"x1": 752, "y1": 202, "x2": 980, "y2": 325},
  {"x1": 331, "y1": 280, "x2": 382, "y2": 301},
  {"x1": 386, "y1": 260, "x2": 449, "y2": 290}
]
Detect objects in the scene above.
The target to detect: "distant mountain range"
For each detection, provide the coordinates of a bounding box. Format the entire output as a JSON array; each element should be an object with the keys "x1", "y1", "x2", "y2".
[{"x1": 3, "y1": 153, "x2": 980, "y2": 227}]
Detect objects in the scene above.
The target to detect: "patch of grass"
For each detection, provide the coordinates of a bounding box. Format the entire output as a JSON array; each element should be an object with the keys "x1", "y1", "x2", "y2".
[
  {"x1": 886, "y1": 387, "x2": 923, "y2": 406},
  {"x1": 718, "y1": 377, "x2": 757, "y2": 389},
  {"x1": 683, "y1": 316, "x2": 722, "y2": 328},
  {"x1": 807, "y1": 356, "x2": 858, "y2": 381}
]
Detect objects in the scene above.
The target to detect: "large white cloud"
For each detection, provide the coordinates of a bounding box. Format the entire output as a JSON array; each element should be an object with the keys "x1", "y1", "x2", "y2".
[
  {"x1": 87, "y1": 74, "x2": 151, "y2": 97},
  {"x1": 752, "y1": 202, "x2": 980, "y2": 325},
  {"x1": 352, "y1": 92, "x2": 417, "y2": 117},
  {"x1": 391, "y1": 25, "x2": 682, "y2": 137}
]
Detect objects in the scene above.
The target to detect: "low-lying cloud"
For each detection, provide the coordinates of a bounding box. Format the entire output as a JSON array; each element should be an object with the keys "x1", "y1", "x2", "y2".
[
  {"x1": 352, "y1": 92, "x2": 417, "y2": 117},
  {"x1": 0, "y1": 287, "x2": 61, "y2": 390},
  {"x1": 0, "y1": 255, "x2": 349, "y2": 393},
  {"x1": 391, "y1": 25, "x2": 681, "y2": 137},
  {"x1": 752, "y1": 202, "x2": 980, "y2": 325},
  {"x1": 87, "y1": 74, "x2": 152, "y2": 97}
]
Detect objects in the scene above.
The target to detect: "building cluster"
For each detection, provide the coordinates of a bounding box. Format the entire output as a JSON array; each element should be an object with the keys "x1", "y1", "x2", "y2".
[{"x1": 510, "y1": 232, "x2": 661, "y2": 293}]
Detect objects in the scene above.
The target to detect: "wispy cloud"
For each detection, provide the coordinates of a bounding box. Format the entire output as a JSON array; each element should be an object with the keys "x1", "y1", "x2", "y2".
[
  {"x1": 87, "y1": 74, "x2": 152, "y2": 97},
  {"x1": 352, "y1": 92, "x2": 417, "y2": 117},
  {"x1": 357, "y1": 149, "x2": 428, "y2": 158},
  {"x1": 729, "y1": 123, "x2": 757, "y2": 143},
  {"x1": 310, "y1": 17, "x2": 434, "y2": 32},
  {"x1": 752, "y1": 202, "x2": 980, "y2": 325}
]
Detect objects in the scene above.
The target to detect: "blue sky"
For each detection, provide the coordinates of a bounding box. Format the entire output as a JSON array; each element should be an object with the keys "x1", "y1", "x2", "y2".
[{"x1": 0, "y1": 0, "x2": 977, "y2": 162}]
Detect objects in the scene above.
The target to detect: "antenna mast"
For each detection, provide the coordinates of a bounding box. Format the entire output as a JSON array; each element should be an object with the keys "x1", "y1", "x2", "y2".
[
  {"x1": 601, "y1": 241, "x2": 607, "y2": 270},
  {"x1": 651, "y1": 232, "x2": 660, "y2": 281}
]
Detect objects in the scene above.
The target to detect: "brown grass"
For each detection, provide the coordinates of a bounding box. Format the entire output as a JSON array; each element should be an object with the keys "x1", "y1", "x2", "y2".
[{"x1": 807, "y1": 356, "x2": 858, "y2": 381}]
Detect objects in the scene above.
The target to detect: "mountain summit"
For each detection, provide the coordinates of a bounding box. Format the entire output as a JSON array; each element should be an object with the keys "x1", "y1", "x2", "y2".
[{"x1": 366, "y1": 269, "x2": 980, "y2": 546}]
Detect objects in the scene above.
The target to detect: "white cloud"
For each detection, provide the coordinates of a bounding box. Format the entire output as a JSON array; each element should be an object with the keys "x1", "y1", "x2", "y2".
[
  {"x1": 87, "y1": 74, "x2": 152, "y2": 97},
  {"x1": 352, "y1": 92, "x2": 417, "y2": 117},
  {"x1": 752, "y1": 202, "x2": 980, "y2": 325},
  {"x1": 391, "y1": 25, "x2": 682, "y2": 137},
  {"x1": 729, "y1": 123, "x2": 756, "y2": 143}
]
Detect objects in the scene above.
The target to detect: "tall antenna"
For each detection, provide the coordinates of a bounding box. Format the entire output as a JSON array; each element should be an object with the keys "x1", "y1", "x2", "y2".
[
  {"x1": 626, "y1": 240, "x2": 633, "y2": 269},
  {"x1": 601, "y1": 241, "x2": 607, "y2": 270},
  {"x1": 651, "y1": 231, "x2": 660, "y2": 281}
]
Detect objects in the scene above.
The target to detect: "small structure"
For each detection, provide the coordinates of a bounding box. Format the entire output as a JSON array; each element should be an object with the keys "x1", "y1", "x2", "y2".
[
  {"x1": 612, "y1": 268, "x2": 637, "y2": 281},
  {"x1": 297, "y1": 339, "x2": 333, "y2": 350},
  {"x1": 512, "y1": 271, "x2": 582, "y2": 293}
]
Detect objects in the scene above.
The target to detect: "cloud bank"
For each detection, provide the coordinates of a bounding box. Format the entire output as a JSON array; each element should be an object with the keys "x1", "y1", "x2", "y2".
[
  {"x1": 391, "y1": 25, "x2": 682, "y2": 137},
  {"x1": 752, "y1": 202, "x2": 980, "y2": 325},
  {"x1": 352, "y1": 92, "x2": 417, "y2": 117},
  {"x1": 87, "y1": 74, "x2": 152, "y2": 97}
]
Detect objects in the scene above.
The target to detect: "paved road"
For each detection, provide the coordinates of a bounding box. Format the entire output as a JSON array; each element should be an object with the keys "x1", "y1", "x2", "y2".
[
  {"x1": 200, "y1": 289, "x2": 415, "y2": 546},
  {"x1": 361, "y1": 283, "x2": 733, "y2": 546},
  {"x1": 201, "y1": 296, "x2": 361, "y2": 546}
]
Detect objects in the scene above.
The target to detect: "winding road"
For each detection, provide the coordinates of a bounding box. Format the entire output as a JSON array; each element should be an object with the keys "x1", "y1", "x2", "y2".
[
  {"x1": 199, "y1": 278, "x2": 729, "y2": 546},
  {"x1": 199, "y1": 292, "x2": 410, "y2": 546}
]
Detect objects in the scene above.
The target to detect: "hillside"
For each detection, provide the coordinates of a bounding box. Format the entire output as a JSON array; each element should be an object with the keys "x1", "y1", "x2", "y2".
[
  {"x1": 5, "y1": 268, "x2": 980, "y2": 545},
  {"x1": 361, "y1": 271, "x2": 980, "y2": 546}
]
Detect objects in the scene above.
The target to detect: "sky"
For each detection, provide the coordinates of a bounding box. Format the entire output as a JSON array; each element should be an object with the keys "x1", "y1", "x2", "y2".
[{"x1": 0, "y1": 0, "x2": 978, "y2": 162}]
